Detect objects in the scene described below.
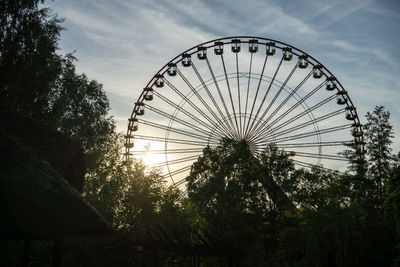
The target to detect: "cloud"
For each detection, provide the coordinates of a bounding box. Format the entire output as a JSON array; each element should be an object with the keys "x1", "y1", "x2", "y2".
[
  {"x1": 45, "y1": 0, "x2": 400, "y2": 153},
  {"x1": 329, "y1": 40, "x2": 395, "y2": 67},
  {"x1": 307, "y1": 0, "x2": 374, "y2": 29}
]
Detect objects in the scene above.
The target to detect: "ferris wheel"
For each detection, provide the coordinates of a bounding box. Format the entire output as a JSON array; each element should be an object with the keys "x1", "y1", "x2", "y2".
[{"x1": 125, "y1": 36, "x2": 364, "y2": 187}]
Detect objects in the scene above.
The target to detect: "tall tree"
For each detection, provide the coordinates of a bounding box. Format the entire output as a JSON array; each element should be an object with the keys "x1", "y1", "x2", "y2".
[
  {"x1": 385, "y1": 152, "x2": 400, "y2": 264},
  {"x1": 0, "y1": 0, "x2": 63, "y2": 119},
  {"x1": 50, "y1": 54, "x2": 115, "y2": 168},
  {"x1": 0, "y1": 0, "x2": 115, "y2": 170},
  {"x1": 186, "y1": 139, "x2": 268, "y2": 264},
  {"x1": 186, "y1": 138, "x2": 266, "y2": 217},
  {"x1": 340, "y1": 127, "x2": 369, "y2": 203},
  {"x1": 364, "y1": 106, "x2": 394, "y2": 204},
  {"x1": 82, "y1": 132, "x2": 127, "y2": 226},
  {"x1": 186, "y1": 139, "x2": 304, "y2": 264}
]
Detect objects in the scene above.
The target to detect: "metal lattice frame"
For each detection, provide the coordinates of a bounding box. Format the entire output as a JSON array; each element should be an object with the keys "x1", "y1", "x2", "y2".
[{"x1": 125, "y1": 36, "x2": 364, "y2": 187}]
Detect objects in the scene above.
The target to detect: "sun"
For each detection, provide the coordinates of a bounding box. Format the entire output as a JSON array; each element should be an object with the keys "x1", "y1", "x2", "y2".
[{"x1": 133, "y1": 140, "x2": 166, "y2": 172}]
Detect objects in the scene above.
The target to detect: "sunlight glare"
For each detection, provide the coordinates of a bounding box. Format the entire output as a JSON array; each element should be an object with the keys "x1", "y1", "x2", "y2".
[{"x1": 133, "y1": 139, "x2": 167, "y2": 174}]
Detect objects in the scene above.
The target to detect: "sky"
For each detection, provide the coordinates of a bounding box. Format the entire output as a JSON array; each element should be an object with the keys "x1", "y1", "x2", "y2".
[{"x1": 45, "y1": 0, "x2": 400, "y2": 154}]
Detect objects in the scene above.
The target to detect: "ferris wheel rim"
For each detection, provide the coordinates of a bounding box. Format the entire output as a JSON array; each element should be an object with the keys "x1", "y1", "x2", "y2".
[
  {"x1": 129, "y1": 36, "x2": 362, "y2": 131},
  {"x1": 125, "y1": 36, "x2": 365, "y2": 183},
  {"x1": 133, "y1": 36, "x2": 358, "y2": 111}
]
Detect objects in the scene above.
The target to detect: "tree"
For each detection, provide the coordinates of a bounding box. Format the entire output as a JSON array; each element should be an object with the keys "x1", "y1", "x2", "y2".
[
  {"x1": 49, "y1": 54, "x2": 115, "y2": 169},
  {"x1": 0, "y1": 2, "x2": 120, "y2": 265},
  {"x1": 340, "y1": 126, "x2": 369, "y2": 204},
  {"x1": 186, "y1": 139, "x2": 268, "y2": 264},
  {"x1": 364, "y1": 106, "x2": 394, "y2": 205},
  {"x1": 186, "y1": 139, "x2": 309, "y2": 264},
  {"x1": 0, "y1": 0, "x2": 63, "y2": 119},
  {"x1": 187, "y1": 138, "x2": 266, "y2": 217},
  {"x1": 385, "y1": 152, "x2": 400, "y2": 265},
  {"x1": 82, "y1": 132, "x2": 127, "y2": 226},
  {"x1": 259, "y1": 144, "x2": 297, "y2": 211},
  {"x1": 1, "y1": 0, "x2": 115, "y2": 171}
]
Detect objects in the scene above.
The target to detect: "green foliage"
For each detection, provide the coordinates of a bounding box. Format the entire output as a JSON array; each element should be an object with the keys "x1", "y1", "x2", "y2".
[
  {"x1": 292, "y1": 167, "x2": 348, "y2": 210},
  {"x1": 186, "y1": 139, "x2": 274, "y2": 264},
  {"x1": 364, "y1": 106, "x2": 395, "y2": 204},
  {"x1": 387, "y1": 153, "x2": 400, "y2": 234},
  {"x1": 187, "y1": 138, "x2": 266, "y2": 216},
  {"x1": 118, "y1": 162, "x2": 166, "y2": 234},
  {"x1": 50, "y1": 54, "x2": 115, "y2": 168},
  {"x1": 183, "y1": 134, "x2": 399, "y2": 266},
  {"x1": 259, "y1": 144, "x2": 296, "y2": 210},
  {"x1": 340, "y1": 132, "x2": 369, "y2": 203},
  {"x1": 83, "y1": 132, "x2": 126, "y2": 226},
  {"x1": 385, "y1": 153, "x2": 400, "y2": 264},
  {"x1": 82, "y1": 132, "x2": 182, "y2": 234},
  {"x1": 1, "y1": 0, "x2": 114, "y2": 171},
  {"x1": 0, "y1": 0, "x2": 64, "y2": 118},
  {"x1": 82, "y1": 134, "x2": 193, "y2": 265}
]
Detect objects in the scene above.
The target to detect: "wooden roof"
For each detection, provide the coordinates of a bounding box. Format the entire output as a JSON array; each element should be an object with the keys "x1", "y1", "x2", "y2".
[{"x1": 0, "y1": 106, "x2": 112, "y2": 239}]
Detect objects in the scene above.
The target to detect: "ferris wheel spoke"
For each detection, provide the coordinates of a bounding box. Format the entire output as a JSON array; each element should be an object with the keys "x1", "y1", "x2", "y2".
[
  {"x1": 244, "y1": 53, "x2": 270, "y2": 137},
  {"x1": 236, "y1": 53, "x2": 242, "y2": 137},
  {"x1": 205, "y1": 57, "x2": 238, "y2": 139},
  {"x1": 246, "y1": 128, "x2": 273, "y2": 146},
  {"x1": 221, "y1": 54, "x2": 240, "y2": 136},
  {"x1": 265, "y1": 123, "x2": 353, "y2": 144},
  {"x1": 191, "y1": 63, "x2": 235, "y2": 138},
  {"x1": 252, "y1": 70, "x2": 314, "y2": 137},
  {"x1": 171, "y1": 171, "x2": 192, "y2": 186},
  {"x1": 293, "y1": 159, "x2": 315, "y2": 169},
  {"x1": 266, "y1": 108, "x2": 346, "y2": 140},
  {"x1": 174, "y1": 177, "x2": 187, "y2": 187},
  {"x1": 246, "y1": 56, "x2": 283, "y2": 139},
  {"x1": 267, "y1": 80, "x2": 328, "y2": 129},
  {"x1": 284, "y1": 150, "x2": 347, "y2": 161},
  {"x1": 251, "y1": 79, "x2": 327, "y2": 139},
  {"x1": 133, "y1": 134, "x2": 215, "y2": 147},
  {"x1": 145, "y1": 104, "x2": 225, "y2": 140},
  {"x1": 240, "y1": 115, "x2": 273, "y2": 144},
  {"x1": 153, "y1": 91, "x2": 227, "y2": 138},
  {"x1": 131, "y1": 148, "x2": 204, "y2": 155},
  {"x1": 250, "y1": 139, "x2": 271, "y2": 152},
  {"x1": 176, "y1": 67, "x2": 234, "y2": 138},
  {"x1": 153, "y1": 154, "x2": 201, "y2": 168},
  {"x1": 243, "y1": 53, "x2": 254, "y2": 135},
  {"x1": 254, "y1": 93, "x2": 337, "y2": 140},
  {"x1": 292, "y1": 159, "x2": 346, "y2": 174},
  {"x1": 138, "y1": 119, "x2": 220, "y2": 144},
  {"x1": 249, "y1": 63, "x2": 298, "y2": 137},
  {"x1": 274, "y1": 140, "x2": 352, "y2": 148},
  {"x1": 163, "y1": 78, "x2": 234, "y2": 138},
  {"x1": 162, "y1": 165, "x2": 192, "y2": 179},
  {"x1": 290, "y1": 151, "x2": 347, "y2": 161}
]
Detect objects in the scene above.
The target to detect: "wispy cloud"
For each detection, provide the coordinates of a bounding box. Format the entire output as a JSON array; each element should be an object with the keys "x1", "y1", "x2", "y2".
[
  {"x1": 307, "y1": 0, "x2": 374, "y2": 29},
  {"x1": 330, "y1": 40, "x2": 395, "y2": 66}
]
